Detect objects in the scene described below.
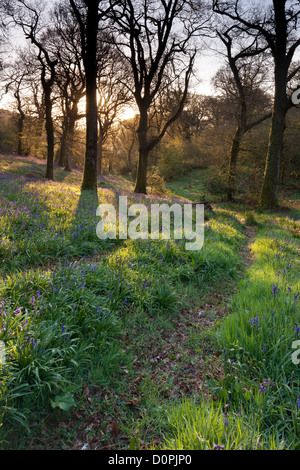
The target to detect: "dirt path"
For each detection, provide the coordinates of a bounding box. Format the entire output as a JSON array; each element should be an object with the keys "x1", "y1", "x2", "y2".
[
  {"x1": 241, "y1": 225, "x2": 258, "y2": 269},
  {"x1": 31, "y1": 218, "x2": 259, "y2": 450}
]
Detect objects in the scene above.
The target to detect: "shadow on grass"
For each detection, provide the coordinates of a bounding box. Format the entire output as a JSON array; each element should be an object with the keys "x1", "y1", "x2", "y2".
[{"x1": 68, "y1": 188, "x2": 125, "y2": 261}]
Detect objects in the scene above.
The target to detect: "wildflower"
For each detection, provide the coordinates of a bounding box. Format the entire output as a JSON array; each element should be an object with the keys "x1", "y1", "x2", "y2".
[
  {"x1": 213, "y1": 444, "x2": 225, "y2": 450},
  {"x1": 249, "y1": 317, "x2": 261, "y2": 330},
  {"x1": 297, "y1": 395, "x2": 300, "y2": 408},
  {"x1": 259, "y1": 383, "x2": 267, "y2": 394},
  {"x1": 272, "y1": 285, "x2": 278, "y2": 296},
  {"x1": 14, "y1": 307, "x2": 23, "y2": 316}
]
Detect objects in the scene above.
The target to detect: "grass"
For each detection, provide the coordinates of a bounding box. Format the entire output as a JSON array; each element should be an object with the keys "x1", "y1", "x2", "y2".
[
  {"x1": 0, "y1": 154, "x2": 299, "y2": 450},
  {"x1": 163, "y1": 212, "x2": 300, "y2": 450},
  {"x1": 165, "y1": 168, "x2": 212, "y2": 202}
]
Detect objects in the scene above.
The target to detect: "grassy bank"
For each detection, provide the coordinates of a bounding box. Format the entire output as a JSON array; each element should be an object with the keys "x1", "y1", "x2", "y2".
[{"x1": 164, "y1": 212, "x2": 300, "y2": 450}]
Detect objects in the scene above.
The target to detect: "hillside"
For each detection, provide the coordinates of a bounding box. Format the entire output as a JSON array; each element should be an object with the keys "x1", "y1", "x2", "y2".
[{"x1": 0, "y1": 154, "x2": 299, "y2": 450}]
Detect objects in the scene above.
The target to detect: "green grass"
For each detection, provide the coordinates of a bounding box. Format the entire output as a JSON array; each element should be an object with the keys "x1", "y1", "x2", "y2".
[
  {"x1": 163, "y1": 211, "x2": 300, "y2": 450},
  {"x1": 165, "y1": 168, "x2": 212, "y2": 202},
  {"x1": 0, "y1": 154, "x2": 299, "y2": 450}
]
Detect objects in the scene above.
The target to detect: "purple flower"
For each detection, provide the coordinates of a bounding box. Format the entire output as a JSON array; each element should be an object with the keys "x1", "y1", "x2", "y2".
[
  {"x1": 213, "y1": 444, "x2": 225, "y2": 450},
  {"x1": 259, "y1": 383, "x2": 267, "y2": 394},
  {"x1": 272, "y1": 285, "x2": 278, "y2": 296},
  {"x1": 14, "y1": 307, "x2": 23, "y2": 316},
  {"x1": 249, "y1": 317, "x2": 261, "y2": 330}
]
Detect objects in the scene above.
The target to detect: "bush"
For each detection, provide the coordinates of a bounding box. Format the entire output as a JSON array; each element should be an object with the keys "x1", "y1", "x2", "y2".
[
  {"x1": 158, "y1": 140, "x2": 186, "y2": 180},
  {"x1": 147, "y1": 167, "x2": 166, "y2": 195},
  {"x1": 203, "y1": 171, "x2": 228, "y2": 198}
]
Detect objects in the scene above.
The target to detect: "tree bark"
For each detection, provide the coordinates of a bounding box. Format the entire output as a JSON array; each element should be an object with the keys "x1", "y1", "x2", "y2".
[
  {"x1": 134, "y1": 110, "x2": 149, "y2": 194},
  {"x1": 44, "y1": 86, "x2": 54, "y2": 180},
  {"x1": 97, "y1": 122, "x2": 103, "y2": 175},
  {"x1": 81, "y1": 2, "x2": 99, "y2": 192},
  {"x1": 259, "y1": 67, "x2": 288, "y2": 207},
  {"x1": 17, "y1": 112, "x2": 25, "y2": 156},
  {"x1": 227, "y1": 126, "x2": 244, "y2": 202},
  {"x1": 59, "y1": 119, "x2": 68, "y2": 167},
  {"x1": 64, "y1": 114, "x2": 76, "y2": 172}
]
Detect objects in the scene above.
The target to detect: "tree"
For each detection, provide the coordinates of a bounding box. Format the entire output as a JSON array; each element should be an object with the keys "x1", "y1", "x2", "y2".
[
  {"x1": 51, "y1": 3, "x2": 86, "y2": 172},
  {"x1": 69, "y1": 0, "x2": 114, "y2": 191},
  {"x1": 8, "y1": 0, "x2": 58, "y2": 180},
  {"x1": 96, "y1": 39, "x2": 133, "y2": 175},
  {"x1": 2, "y1": 53, "x2": 31, "y2": 155},
  {"x1": 215, "y1": 27, "x2": 272, "y2": 201},
  {"x1": 213, "y1": 0, "x2": 300, "y2": 207},
  {"x1": 109, "y1": 0, "x2": 207, "y2": 194}
]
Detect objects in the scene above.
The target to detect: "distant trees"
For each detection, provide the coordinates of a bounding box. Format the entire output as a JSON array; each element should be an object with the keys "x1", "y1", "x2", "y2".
[
  {"x1": 213, "y1": 0, "x2": 300, "y2": 207},
  {"x1": 3, "y1": 54, "x2": 30, "y2": 156},
  {"x1": 96, "y1": 41, "x2": 133, "y2": 175}
]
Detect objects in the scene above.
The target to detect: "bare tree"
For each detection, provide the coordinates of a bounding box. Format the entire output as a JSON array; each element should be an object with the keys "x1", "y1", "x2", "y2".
[
  {"x1": 7, "y1": 0, "x2": 58, "y2": 180},
  {"x1": 51, "y1": 3, "x2": 86, "y2": 172},
  {"x1": 109, "y1": 0, "x2": 208, "y2": 194},
  {"x1": 69, "y1": 0, "x2": 114, "y2": 191},
  {"x1": 2, "y1": 54, "x2": 31, "y2": 155},
  {"x1": 97, "y1": 43, "x2": 133, "y2": 174},
  {"x1": 213, "y1": 0, "x2": 300, "y2": 207},
  {"x1": 215, "y1": 27, "x2": 272, "y2": 201}
]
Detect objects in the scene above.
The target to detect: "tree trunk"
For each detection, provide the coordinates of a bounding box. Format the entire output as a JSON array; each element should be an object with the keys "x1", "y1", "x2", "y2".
[
  {"x1": 44, "y1": 87, "x2": 54, "y2": 180},
  {"x1": 227, "y1": 126, "x2": 244, "y2": 202},
  {"x1": 81, "y1": 3, "x2": 99, "y2": 192},
  {"x1": 64, "y1": 148, "x2": 72, "y2": 172},
  {"x1": 259, "y1": 68, "x2": 287, "y2": 208},
  {"x1": 65, "y1": 110, "x2": 77, "y2": 172},
  {"x1": 59, "y1": 122, "x2": 68, "y2": 167},
  {"x1": 97, "y1": 123, "x2": 103, "y2": 176},
  {"x1": 64, "y1": 121, "x2": 75, "y2": 173},
  {"x1": 134, "y1": 110, "x2": 149, "y2": 194},
  {"x1": 17, "y1": 112, "x2": 25, "y2": 156}
]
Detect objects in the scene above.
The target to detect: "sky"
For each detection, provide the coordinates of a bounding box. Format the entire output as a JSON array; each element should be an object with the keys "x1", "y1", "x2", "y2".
[{"x1": 1, "y1": 1, "x2": 299, "y2": 117}]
